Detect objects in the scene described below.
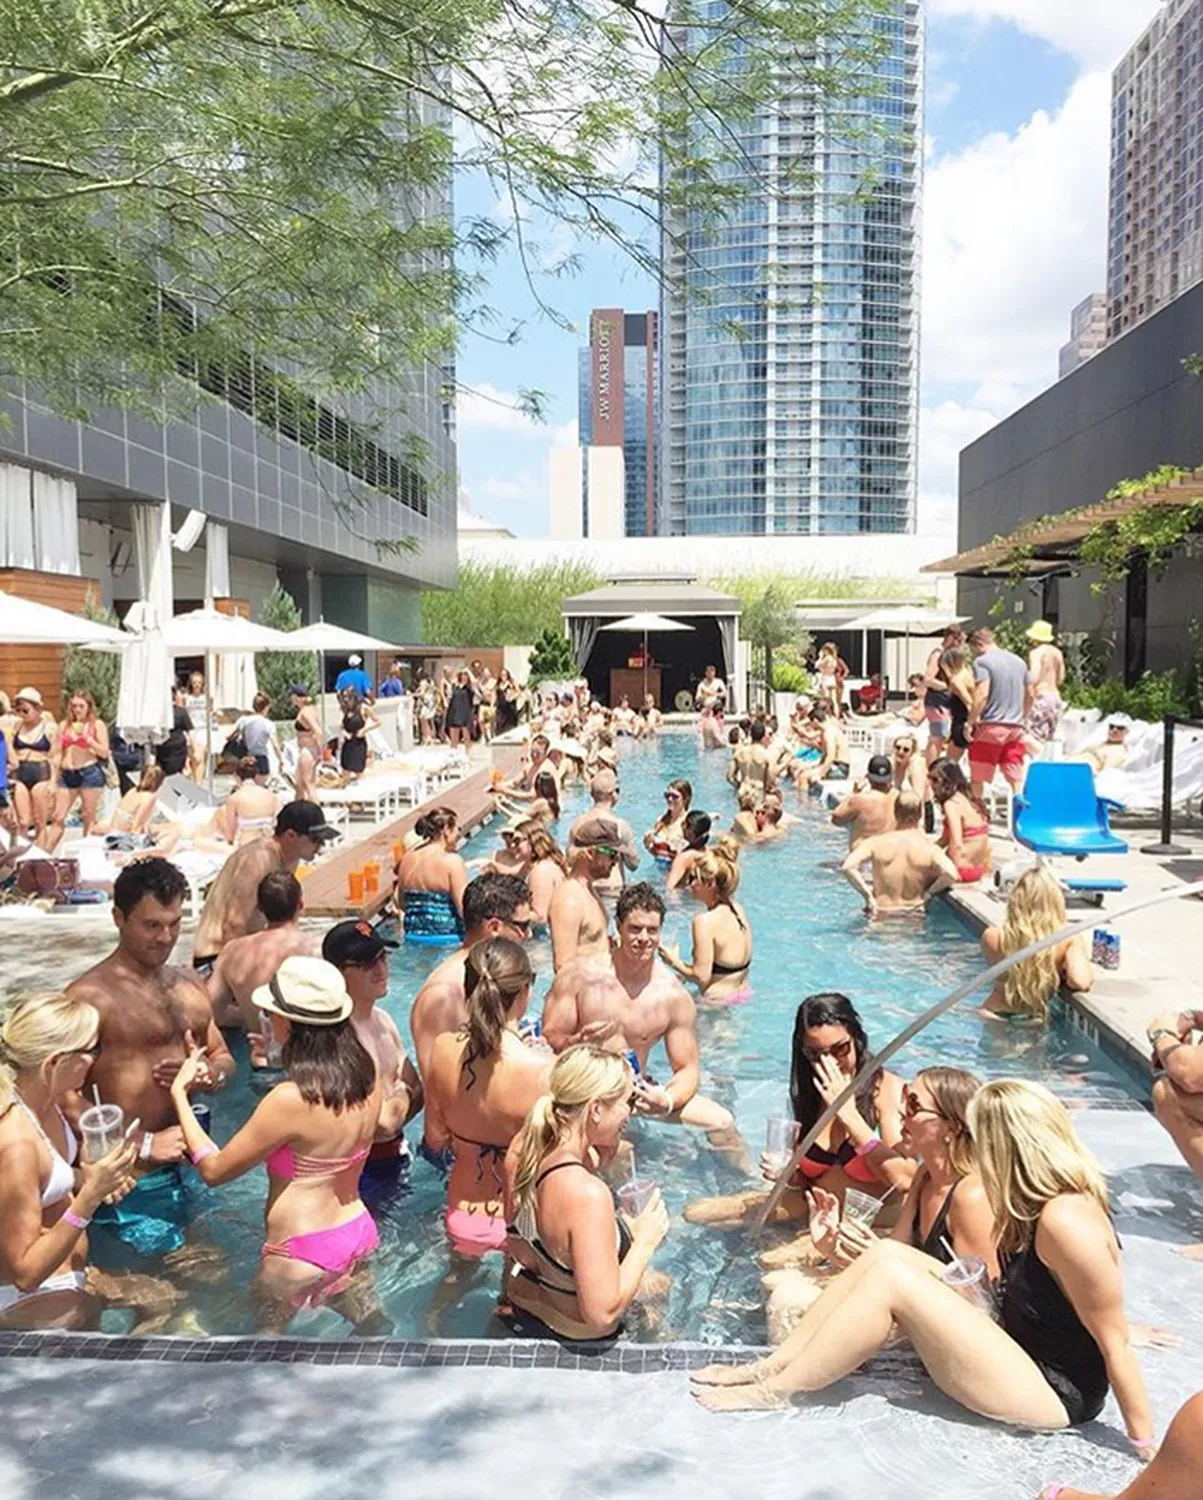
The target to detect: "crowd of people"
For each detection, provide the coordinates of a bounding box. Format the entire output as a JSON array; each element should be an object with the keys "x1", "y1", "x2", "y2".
[{"x1": 0, "y1": 647, "x2": 1199, "y2": 1499}]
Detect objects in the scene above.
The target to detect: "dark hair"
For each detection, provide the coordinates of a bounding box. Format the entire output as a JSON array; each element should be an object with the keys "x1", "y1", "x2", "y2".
[
  {"x1": 252, "y1": 691, "x2": 271, "y2": 715},
  {"x1": 789, "y1": 993, "x2": 880, "y2": 1135},
  {"x1": 616, "y1": 882, "x2": 665, "y2": 927},
  {"x1": 809, "y1": 702, "x2": 830, "y2": 723},
  {"x1": 462, "y1": 938, "x2": 533, "y2": 1087},
  {"x1": 682, "y1": 810, "x2": 712, "y2": 849},
  {"x1": 235, "y1": 756, "x2": 259, "y2": 782},
  {"x1": 750, "y1": 720, "x2": 766, "y2": 743},
  {"x1": 282, "y1": 1017, "x2": 376, "y2": 1113},
  {"x1": 463, "y1": 872, "x2": 531, "y2": 931},
  {"x1": 113, "y1": 857, "x2": 189, "y2": 916},
  {"x1": 929, "y1": 758, "x2": 988, "y2": 817},
  {"x1": 414, "y1": 806, "x2": 457, "y2": 842},
  {"x1": 533, "y1": 771, "x2": 560, "y2": 818},
  {"x1": 654, "y1": 778, "x2": 692, "y2": 831},
  {"x1": 257, "y1": 870, "x2": 302, "y2": 923},
  {"x1": 728, "y1": 727, "x2": 742, "y2": 746}
]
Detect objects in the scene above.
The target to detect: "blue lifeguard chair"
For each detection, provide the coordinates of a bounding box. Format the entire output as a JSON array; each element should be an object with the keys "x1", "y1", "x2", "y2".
[{"x1": 1013, "y1": 763, "x2": 1129, "y2": 905}]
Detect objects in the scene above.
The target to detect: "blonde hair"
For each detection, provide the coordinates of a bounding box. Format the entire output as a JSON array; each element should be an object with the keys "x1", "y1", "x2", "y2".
[
  {"x1": 512, "y1": 1046, "x2": 630, "y2": 1213},
  {"x1": 914, "y1": 1066, "x2": 980, "y2": 1179},
  {"x1": 970, "y1": 1080, "x2": 1109, "y2": 1255},
  {"x1": 693, "y1": 845, "x2": 739, "y2": 900},
  {"x1": 519, "y1": 819, "x2": 567, "y2": 871},
  {"x1": 998, "y1": 868, "x2": 1069, "y2": 1023},
  {"x1": 0, "y1": 991, "x2": 99, "y2": 1111},
  {"x1": 736, "y1": 785, "x2": 758, "y2": 812}
]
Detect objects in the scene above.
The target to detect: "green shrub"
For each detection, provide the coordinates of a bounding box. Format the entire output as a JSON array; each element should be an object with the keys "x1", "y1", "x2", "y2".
[
  {"x1": 771, "y1": 661, "x2": 811, "y2": 694},
  {"x1": 1064, "y1": 670, "x2": 1188, "y2": 722},
  {"x1": 527, "y1": 628, "x2": 576, "y2": 686},
  {"x1": 255, "y1": 585, "x2": 318, "y2": 719},
  {"x1": 62, "y1": 600, "x2": 122, "y2": 722},
  {"x1": 421, "y1": 560, "x2": 603, "y2": 647}
]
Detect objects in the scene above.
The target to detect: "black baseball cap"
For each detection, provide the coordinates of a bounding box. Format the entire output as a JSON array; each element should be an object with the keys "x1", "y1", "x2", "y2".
[
  {"x1": 867, "y1": 755, "x2": 893, "y2": 785},
  {"x1": 322, "y1": 919, "x2": 398, "y2": 968},
  {"x1": 275, "y1": 800, "x2": 340, "y2": 842}
]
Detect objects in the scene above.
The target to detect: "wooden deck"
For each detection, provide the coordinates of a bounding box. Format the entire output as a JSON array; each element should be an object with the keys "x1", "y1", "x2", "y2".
[{"x1": 299, "y1": 745, "x2": 524, "y2": 919}]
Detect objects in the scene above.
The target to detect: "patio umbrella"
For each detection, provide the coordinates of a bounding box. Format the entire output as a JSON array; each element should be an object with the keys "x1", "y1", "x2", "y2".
[
  {"x1": 843, "y1": 607, "x2": 971, "y2": 697},
  {"x1": 600, "y1": 613, "x2": 694, "y2": 701},
  {"x1": 0, "y1": 589, "x2": 130, "y2": 647},
  {"x1": 287, "y1": 619, "x2": 398, "y2": 738}
]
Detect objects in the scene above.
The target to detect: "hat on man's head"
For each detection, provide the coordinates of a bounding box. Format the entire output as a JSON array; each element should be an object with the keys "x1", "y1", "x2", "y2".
[
  {"x1": 572, "y1": 814, "x2": 638, "y2": 870},
  {"x1": 867, "y1": 755, "x2": 893, "y2": 786},
  {"x1": 276, "y1": 799, "x2": 341, "y2": 842},
  {"x1": 348, "y1": 654, "x2": 363, "y2": 666},
  {"x1": 14, "y1": 686, "x2": 42, "y2": 707},
  {"x1": 595, "y1": 746, "x2": 618, "y2": 768},
  {"x1": 1107, "y1": 713, "x2": 1133, "y2": 730},
  {"x1": 252, "y1": 955, "x2": 352, "y2": 1027},
  {"x1": 322, "y1": 918, "x2": 398, "y2": 969},
  {"x1": 1026, "y1": 620, "x2": 1055, "y2": 644}
]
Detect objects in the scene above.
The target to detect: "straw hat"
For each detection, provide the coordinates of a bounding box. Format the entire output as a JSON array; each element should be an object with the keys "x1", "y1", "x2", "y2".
[
  {"x1": 252, "y1": 955, "x2": 352, "y2": 1026},
  {"x1": 14, "y1": 686, "x2": 43, "y2": 707},
  {"x1": 1025, "y1": 620, "x2": 1055, "y2": 644}
]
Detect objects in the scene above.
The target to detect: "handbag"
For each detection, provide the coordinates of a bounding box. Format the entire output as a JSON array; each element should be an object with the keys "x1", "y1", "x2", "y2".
[
  {"x1": 16, "y1": 858, "x2": 81, "y2": 902},
  {"x1": 221, "y1": 731, "x2": 248, "y2": 762}
]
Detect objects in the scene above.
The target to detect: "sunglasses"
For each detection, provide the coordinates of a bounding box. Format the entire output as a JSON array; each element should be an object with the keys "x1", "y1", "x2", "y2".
[
  {"x1": 665, "y1": 791, "x2": 682, "y2": 801},
  {"x1": 903, "y1": 1090, "x2": 943, "y2": 1121},
  {"x1": 803, "y1": 1037, "x2": 855, "y2": 1065},
  {"x1": 506, "y1": 917, "x2": 533, "y2": 936}
]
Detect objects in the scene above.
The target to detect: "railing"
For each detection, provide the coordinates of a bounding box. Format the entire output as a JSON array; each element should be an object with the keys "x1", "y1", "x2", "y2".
[
  {"x1": 1140, "y1": 714, "x2": 1203, "y2": 857},
  {"x1": 753, "y1": 877, "x2": 1203, "y2": 1233}
]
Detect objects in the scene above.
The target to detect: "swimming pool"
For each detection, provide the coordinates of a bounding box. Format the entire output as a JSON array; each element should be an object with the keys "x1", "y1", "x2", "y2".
[{"x1": 105, "y1": 731, "x2": 1143, "y2": 1343}]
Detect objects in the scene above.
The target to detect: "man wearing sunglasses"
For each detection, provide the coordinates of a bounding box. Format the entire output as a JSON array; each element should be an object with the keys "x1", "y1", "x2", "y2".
[
  {"x1": 566, "y1": 770, "x2": 639, "y2": 896},
  {"x1": 409, "y1": 873, "x2": 534, "y2": 1081},
  {"x1": 548, "y1": 816, "x2": 633, "y2": 972}
]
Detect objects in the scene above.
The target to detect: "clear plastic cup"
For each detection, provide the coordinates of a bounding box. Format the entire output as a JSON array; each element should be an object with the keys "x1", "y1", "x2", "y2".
[
  {"x1": 617, "y1": 1178, "x2": 657, "y2": 1217},
  {"x1": 259, "y1": 1012, "x2": 285, "y2": 1069},
  {"x1": 941, "y1": 1255, "x2": 994, "y2": 1315},
  {"x1": 841, "y1": 1187, "x2": 886, "y2": 1230},
  {"x1": 79, "y1": 1103, "x2": 124, "y2": 1163},
  {"x1": 764, "y1": 1117, "x2": 802, "y2": 1172}
]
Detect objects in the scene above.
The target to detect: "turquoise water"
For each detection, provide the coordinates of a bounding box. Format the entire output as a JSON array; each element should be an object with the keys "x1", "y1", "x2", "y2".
[{"x1": 106, "y1": 732, "x2": 1140, "y2": 1343}]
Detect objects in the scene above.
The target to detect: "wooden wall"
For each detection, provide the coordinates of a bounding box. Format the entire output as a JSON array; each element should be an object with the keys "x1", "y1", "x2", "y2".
[{"x1": 0, "y1": 569, "x2": 100, "y2": 713}]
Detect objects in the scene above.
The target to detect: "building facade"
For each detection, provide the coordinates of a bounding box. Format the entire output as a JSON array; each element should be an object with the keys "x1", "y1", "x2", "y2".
[
  {"x1": 1059, "y1": 293, "x2": 1108, "y2": 379},
  {"x1": 1108, "y1": 0, "x2": 1203, "y2": 342},
  {"x1": 578, "y1": 309, "x2": 659, "y2": 536},
  {"x1": 661, "y1": 1, "x2": 922, "y2": 536}
]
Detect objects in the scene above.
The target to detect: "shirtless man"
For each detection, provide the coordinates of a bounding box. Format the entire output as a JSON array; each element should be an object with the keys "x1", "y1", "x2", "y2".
[
  {"x1": 66, "y1": 858, "x2": 234, "y2": 1253},
  {"x1": 840, "y1": 791, "x2": 959, "y2": 917},
  {"x1": 548, "y1": 816, "x2": 622, "y2": 972},
  {"x1": 322, "y1": 918, "x2": 421, "y2": 1199},
  {"x1": 1082, "y1": 716, "x2": 1131, "y2": 775},
  {"x1": 409, "y1": 873, "x2": 533, "y2": 1081},
  {"x1": 566, "y1": 770, "x2": 639, "y2": 895},
  {"x1": 207, "y1": 871, "x2": 317, "y2": 1033},
  {"x1": 727, "y1": 720, "x2": 777, "y2": 795},
  {"x1": 830, "y1": 755, "x2": 897, "y2": 850},
  {"x1": 191, "y1": 799, "x2": 339, "y2": 973},
  {"x1": 1025, "y1": 620, "x2": 1066, "y2": 744},
  {"x1": 542, "y1": 883, "x2": 733, "y2": 1134},
  {"x1": 794, "y1": 704, "x2": 849, "y2": 790}
]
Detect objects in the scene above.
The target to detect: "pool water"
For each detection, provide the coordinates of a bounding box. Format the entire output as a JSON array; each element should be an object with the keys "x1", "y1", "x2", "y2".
[{"x1": 106, "y1": 732, "x2": 1142, "y2": 1343}]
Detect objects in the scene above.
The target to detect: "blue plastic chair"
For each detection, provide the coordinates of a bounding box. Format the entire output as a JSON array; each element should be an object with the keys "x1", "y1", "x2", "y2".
[{"x1": 1013, "y1": 763, "x2": 1129, "y2": 858}]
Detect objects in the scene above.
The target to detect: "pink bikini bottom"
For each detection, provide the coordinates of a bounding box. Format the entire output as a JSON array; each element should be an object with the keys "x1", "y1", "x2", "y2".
[
  {"x1": 262, "y1": 1207, "x2": 379, "y2": 1276},
  {"x1": 445, "y1": 1206, "x2": 508, "y2": 1258},
  {"x1": 706, "y1": 984, "x2": 754, "y2": 1007}
]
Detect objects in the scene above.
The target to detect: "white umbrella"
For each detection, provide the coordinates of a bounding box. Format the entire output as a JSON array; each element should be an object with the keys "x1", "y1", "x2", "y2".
[
  {"x1": 843, "y1": 607, "x2": 971, "y2": 699},
  {"x1": 287, "y1": 619, "x2": 397, "y2": 739},
  {"x1": 160, "y1": 608, "x2": 293, "y2": 653},
  {"x1": 0, "y1": 589, "x2": 130, "y2": 647},
  {"x1": 600, "y1": 613, "x2": 694, "y2": 702}
]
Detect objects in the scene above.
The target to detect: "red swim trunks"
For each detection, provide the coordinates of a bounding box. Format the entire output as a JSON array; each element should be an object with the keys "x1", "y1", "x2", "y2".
[{"x1": 968, "y1": 723, "x2": 1027, "y2": 787}]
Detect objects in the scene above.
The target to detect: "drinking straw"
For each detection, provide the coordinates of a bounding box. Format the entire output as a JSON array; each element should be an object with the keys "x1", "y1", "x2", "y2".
[
  {"x1": 92, "y1": 1084, "x2": 101, "y2": 1109},
  {"x1": 940, "y1": 1235, "x2": 963, "y2": 1276},
  {"x1": 123, "y1": 1117, "x2": 141, "y2": 1141}
]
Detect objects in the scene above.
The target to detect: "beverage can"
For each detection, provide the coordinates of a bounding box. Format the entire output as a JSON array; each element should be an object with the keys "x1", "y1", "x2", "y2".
[
  {"x1": 191, "y1": 1102, "x2": 212, "y2": 1136},
  {"x1": 1091, "y1": 929, "x2": 1121, "y2": 970},
  {"x1": 624, "y1": 1049, "x2": 642, "y2": 1078}
]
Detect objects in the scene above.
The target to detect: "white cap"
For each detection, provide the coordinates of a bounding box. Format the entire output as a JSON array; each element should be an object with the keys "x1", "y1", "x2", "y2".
[
  {"x1": 348, "y1": 654, "x2": 362, "y2": 666},
  {"x1": 1107, "y1": 713, "x2": 1133, "y2": 729}
]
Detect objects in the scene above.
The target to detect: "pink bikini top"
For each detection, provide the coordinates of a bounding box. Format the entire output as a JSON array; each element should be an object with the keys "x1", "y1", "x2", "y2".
[{"x1": 265, "y1": 1143, "x2": 370, "y2": 1181}]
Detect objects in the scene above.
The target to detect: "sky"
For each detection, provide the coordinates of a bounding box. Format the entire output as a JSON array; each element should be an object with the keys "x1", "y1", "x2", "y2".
[{"x1": 453, "y1": 0, "x2": 1166, "y2": 541}]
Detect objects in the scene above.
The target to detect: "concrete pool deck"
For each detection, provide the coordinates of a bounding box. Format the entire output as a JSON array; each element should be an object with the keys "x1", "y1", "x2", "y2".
[{"x1": 1, "y1": 1109, "x2": 1200, "y2": 1500}]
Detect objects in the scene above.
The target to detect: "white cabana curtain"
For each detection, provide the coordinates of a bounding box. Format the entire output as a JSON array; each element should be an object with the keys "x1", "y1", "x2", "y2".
[
  {"x1": 118, "y1": 502, "x2": 175, "y2": 743},
  {"x1": 205, "y1": 521, "x2": 230, "y2": 602},
  {"x1": 204, "y1": 522, "x2": 249, "y2": 707},
  {"x1": 31, "y1": 470, "x2": 80, "y2": 574},
  {"x1": 567, "y1": 616, "x2": 600, "y2": 672},
  {"x1": 0, "y1": 463, "x2": 35, "y2": 570}
]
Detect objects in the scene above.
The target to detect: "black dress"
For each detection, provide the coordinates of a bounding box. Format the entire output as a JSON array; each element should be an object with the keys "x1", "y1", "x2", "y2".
[
  {"x1": 496, "y1": 687, "x2": 519, "y2": 734},
  {"x1": 446, "y1": 683, "x2": 474, "y2": 730},
  {"x1": 340, "y1": 710, "x2": 367, "y2": 774}
]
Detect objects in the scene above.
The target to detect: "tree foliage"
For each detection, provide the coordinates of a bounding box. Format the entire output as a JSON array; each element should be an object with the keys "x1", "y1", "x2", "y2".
[
  {"x1": 1, "y1": 0, "x2": 893, "y2": 425},
  {"x1": 527, "y1": 626, "x2": 577, "y2": 686},
  {"x1": 62, "y1": 599, "x2": 122, "y2": 722},
  {"x1": 421, "y1": 559, "x2": 603, "y2": 645},
  {"x1": 255, "y1": 584, "x2": 317, "y2": 719}
]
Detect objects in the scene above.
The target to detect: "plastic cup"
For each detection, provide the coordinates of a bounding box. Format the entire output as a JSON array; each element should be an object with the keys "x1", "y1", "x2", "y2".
[
  {"x1": 841, "y1": 1187, "x2": 886, "y2": 1230},
  {"x1": 259, "y1": 1011, "x2": 285, "y2": 1069},
  {"x1": 391, "y1": 843, "x2": 404, "y2": 864},
  {"x1": 617, "y1": 1178, "x2": 657, "y2": 1217},
  {"x1": 764, "y1": 1117, "x2": 802, "y2": 1171},
  {"x1": 363, "y1": 868, "x2": 379, "y2": 896},
  {"x1": 348, "y1": 869, "x2": 366, "y2": 902},
  {"x1": 79, "y1": 1103, "x2": 124, "y2": 1163},
  {"x1": 941, "y1": 1255, "x2": 994, "y2": 1315}
]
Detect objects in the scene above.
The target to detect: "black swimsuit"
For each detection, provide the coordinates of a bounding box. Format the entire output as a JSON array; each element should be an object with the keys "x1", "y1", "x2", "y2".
[
  {"x1": 909, "y1": 1180, "x2": 959, "y2": 1263},
  {"x1": 999, "y1": 1240, "x2": 1108, "y2": 1424},
  {"x1": 709, "y1": 905, "x2": 752, "y2": 976}
]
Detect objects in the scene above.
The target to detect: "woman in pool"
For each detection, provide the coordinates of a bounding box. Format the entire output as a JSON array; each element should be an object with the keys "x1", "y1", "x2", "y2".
[
  {"x1": 171, "y1": 956, "x2": 384, "y2": 1329},
  {"x1": 692, "y1": 1081, "x2": 1155, "y2": 1450},
  {"x1": 931, "y1": 758, "x2": 992, "y2": 883},
  {"x1": 684, "y1": 993, "x2": 908, "y2": 1229},
  {"x1": 216, "y1": 757, "x2": 279, "y2": 845},
  {"x1": 488, "y1": 821, "x2": 533, "y2": 878},
  {"x1": 424, "y1": 939, "x2": 551, "y2": 1260},
  {"x1": 980, "y1": 867, "x2": 1093, "y2": 1023},
  {"x1": 661, "y1": 841, "x2": 753, "y2": 1004},
  {"x1": 502, "y1": 1045, "x2": 668, "y2": 1341},
  {"x1": 522, "y1": 819, "x2": 567, "y2": 926},
  {"x1": 764, "y1": 1067, "x2": 994, "y2": 1340},
  {"x1": 731, "y1": 784, "x2": 760, "y2": 841},
  {"x1": 395, "y1": 807, "x2": 468, "y2": 943},
  {"x1": 665, "y1": 810, "x2": 712, "y2": 892},
  {"x1": 289, "y1": 686, "x2": 323, "y2": 801},
  {"x1": 54, "y1": 690, "x2": 110, "y2": 841},
  {"x1": 644, "y1": 778, "x2": 692, "y2": 859},
  {"x1": 0, "y1": 991, "x2": 138, "y2": 1329}
]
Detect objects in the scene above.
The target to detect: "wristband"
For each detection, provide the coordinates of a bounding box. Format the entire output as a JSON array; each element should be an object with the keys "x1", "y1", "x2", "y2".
[
  {"x1": 190, "y1": 1143, "x2": 218, "y2": 1164},
  {"x1": 855, "y1": 1132, "x2": 882, "y2": 1158},
  {"x1": 1130, "y1": 1437, "x2": 1157, "y2": 1450},
  {"x1": 140, "y1": 1131, "x2": 154, "y2": 1161},
  {"x1": 63, "y1": 1208, "x2": 91, "y2": 1231}
]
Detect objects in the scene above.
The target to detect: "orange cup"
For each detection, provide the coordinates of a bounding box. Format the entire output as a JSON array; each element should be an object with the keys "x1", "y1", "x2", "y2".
[
  {"x1": 348, "y1": 870, "x2": 366, "y2": 902},
  {"x1": 391, "y1": 843, "x2": 403, "y2": 864},
  {"x1": 363, "y1": 869, "x2": 379, "y2": 896}
]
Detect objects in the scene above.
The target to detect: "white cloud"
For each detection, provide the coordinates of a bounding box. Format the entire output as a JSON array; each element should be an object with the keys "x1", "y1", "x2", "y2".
[
  {"x1": 456, "y1": 382, "x2": 549, "y2": 436},
  {"x1": 927, "y1": 0, "x2": 1163, "y2": 68}
]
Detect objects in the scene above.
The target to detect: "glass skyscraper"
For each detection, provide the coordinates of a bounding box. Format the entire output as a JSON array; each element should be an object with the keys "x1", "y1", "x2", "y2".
[
  {"x1": 661, "y1": 1, "x2": 922, "y2": 535},
  {"x1": 579, "y1": 309, "x2": 660, "y2": 536}
]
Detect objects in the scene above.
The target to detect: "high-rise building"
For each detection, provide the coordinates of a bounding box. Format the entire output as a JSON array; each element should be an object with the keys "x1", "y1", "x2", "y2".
[
  {"x1": 578, "y1": 310, "x2": 659, "y2": 536},
  {"x1": 661, "y1": 2, "x2": 922, "y2": 536},
  {"x1": 1108, "y1": 0, "x2": 1203, "y2": 341},
  {"x1": 1059, "y1": 293, "x2": 1108, "y2": 378}
]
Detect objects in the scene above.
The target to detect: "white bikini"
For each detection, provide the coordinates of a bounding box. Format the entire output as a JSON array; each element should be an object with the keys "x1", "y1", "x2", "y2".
[{"x1": 0, "y1": 1097, "x2": 86, "y2": 1313}]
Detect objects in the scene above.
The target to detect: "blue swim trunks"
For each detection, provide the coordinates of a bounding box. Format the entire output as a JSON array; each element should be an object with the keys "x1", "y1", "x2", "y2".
[
  {"x1": 92, "y1": 1163, "x2": 192, "y2": 1258},
  {"x1": 401, "y1": 890, "x2": 465, "y2": 945}
]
